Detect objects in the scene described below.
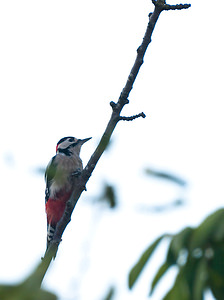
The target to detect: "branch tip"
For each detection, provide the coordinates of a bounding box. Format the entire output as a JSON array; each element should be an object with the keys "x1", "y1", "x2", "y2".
[
  {"x1": 152, "y1": 0, "x2": 191, "y2": 10},
  {"x1": 119, "y1": 112, "x2": 146, "y2": 122},
  {"x1": 110, "y1": 101, "x2": 117, "y2": 109}
]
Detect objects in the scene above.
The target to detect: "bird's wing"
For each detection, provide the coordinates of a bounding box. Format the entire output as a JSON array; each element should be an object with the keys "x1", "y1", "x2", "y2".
[{"x1": 45, "y1": 156, "x2": 57, "y2": 203}]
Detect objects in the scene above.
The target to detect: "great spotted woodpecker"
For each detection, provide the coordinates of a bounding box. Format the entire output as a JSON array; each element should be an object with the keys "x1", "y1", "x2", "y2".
[{"x1": 45, "y1": 136, "x2": 91, "y2": 249}]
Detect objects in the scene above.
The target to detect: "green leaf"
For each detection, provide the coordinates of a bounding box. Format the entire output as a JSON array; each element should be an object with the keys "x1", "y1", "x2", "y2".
[
  {"x1": 193, "y1": 258, "x2": 208, "y2": 300},
  {"x1": 102, "y1": 184, "x2": 117, "y2": 208},
  {"x1": 208, "y1": 265, "x2": 224, "y2": 300},
  {"x1": 209, "y1": 243, "x2": 224, "y2": 277},
  {"x1": 150, "y1": 261, "x2": 171, "y2": 295},
  {"x1": 168, "y1": 227, "x2": 193, "y2": 263},
  {"x1": 207, "y1": 242, "x2": 224, "y2": 300},
  {"x1": 189, "y1": 209, "x2": 224, "y2": 251},
  {"x1": 162, "y1": 249, "x2": 205, "y2": 300},
  {"x1": 162, "y1": 272, "x2": 190, "y2": 300},
  {"x1": 0, "y1": 284, "x2": 57, "y2": 300},
  {"x1": 162, "y1": 254, "x2": 202, "y2": 300},
  {"x1": 212, "y1": 218, "x2": 224, "y2": 242},
  {"x1": 128, "y1": 234, "x2": 169, "y2": 289},
  {"x1": 144, "y1": 168, "x2": 186, "y2": 186},
  {"x1": 103, "y1": 287, "x2": 115, "y2": 300},
  {"x1": 150, "y1": 227, "x2": 194, "y2": 296}
]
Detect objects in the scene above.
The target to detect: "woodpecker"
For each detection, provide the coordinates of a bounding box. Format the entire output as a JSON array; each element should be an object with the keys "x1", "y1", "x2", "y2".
[{"x1": 45, "y1": 136, "x2": 91, "y2": 249}]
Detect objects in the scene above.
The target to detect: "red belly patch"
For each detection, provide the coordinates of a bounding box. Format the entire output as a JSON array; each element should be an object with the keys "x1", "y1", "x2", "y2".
[{"x1": 45, "y1": 191, "x2": 71, "y2": 226}]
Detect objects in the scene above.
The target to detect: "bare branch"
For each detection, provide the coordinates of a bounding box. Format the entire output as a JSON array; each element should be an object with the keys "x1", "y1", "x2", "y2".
[
  {"x1": 119, "y1": 112, "x2": 146, "y2": 122},
  {"x1": 39, "y1": 0, "x2": 191, "y2": 284},
  {"x1": 152, "y1": 0, "x2": 191, "y2": 11}
]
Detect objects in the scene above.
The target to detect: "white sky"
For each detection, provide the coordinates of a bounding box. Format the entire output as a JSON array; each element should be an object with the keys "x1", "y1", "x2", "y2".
[{"x1": 0, "y1": 0, "x2": 224, "y2": 299}]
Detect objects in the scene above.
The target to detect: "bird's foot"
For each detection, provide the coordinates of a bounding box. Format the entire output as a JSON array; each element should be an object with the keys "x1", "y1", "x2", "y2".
[{"x1": 71, "y1": 168, "x2": 81, "y2": 177}]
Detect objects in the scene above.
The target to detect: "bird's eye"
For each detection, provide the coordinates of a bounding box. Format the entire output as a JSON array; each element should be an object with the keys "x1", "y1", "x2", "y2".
[{"x1": 68, "y1": 138, "x2": 74, "y2": 142}]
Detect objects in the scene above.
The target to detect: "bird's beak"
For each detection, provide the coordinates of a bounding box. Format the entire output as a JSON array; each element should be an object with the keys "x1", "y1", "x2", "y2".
[{"x1": 81, "y1": 137, "x2": 92, "y2": 144}]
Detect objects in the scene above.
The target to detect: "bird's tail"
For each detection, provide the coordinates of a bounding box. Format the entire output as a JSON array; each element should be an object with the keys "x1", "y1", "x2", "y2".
[
  {"x1": 43, "y1": 224, "x2": 58, "y2": 260},
  {"x1": 46, "y1": 224, "x2": 55, "y2": 249}
]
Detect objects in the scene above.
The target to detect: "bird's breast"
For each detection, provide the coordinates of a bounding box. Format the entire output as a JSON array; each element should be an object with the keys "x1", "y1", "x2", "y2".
[{"x1": 49, "y1": 154, "x2": 83, "y2": 198}]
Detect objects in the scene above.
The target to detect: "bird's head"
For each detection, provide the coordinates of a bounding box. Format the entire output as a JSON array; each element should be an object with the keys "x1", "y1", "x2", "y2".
[{"x1": 56, "y1": 136, "x2": 92, "y2": 156}]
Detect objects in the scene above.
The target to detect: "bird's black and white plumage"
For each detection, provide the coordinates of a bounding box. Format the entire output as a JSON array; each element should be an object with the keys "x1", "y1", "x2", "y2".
[{"x1": 45, "y1": 136, "x2": 91, "y2": 248}]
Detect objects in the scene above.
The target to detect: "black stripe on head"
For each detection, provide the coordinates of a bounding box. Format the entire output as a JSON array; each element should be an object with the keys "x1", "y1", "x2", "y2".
[
  {"x1": 56, "y1": 137, "x2": 80, "y2": 156},
  {"x1": 69, "y1": 139, "x2": 81, "y2": 148},
  {"x1": 57, "y1": 147, "x2": 72, "y2": 156},
  {"x1": 62, "y1": 140, "x2": 80, "y2": 155},
  {"x1": 57, "y1": 136, "x2": 75, "y2": 146}
]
